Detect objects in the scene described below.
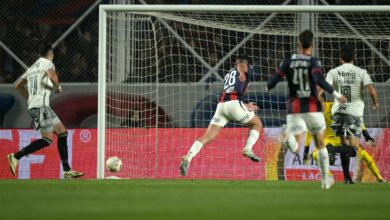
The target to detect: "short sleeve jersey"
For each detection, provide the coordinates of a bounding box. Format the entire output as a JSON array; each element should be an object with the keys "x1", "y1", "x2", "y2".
[
  {"x1": 21, "y1": 58, "x2": 55, "y2": 109},
  {"x1": 326, "y1": 63, "x2": 373, "y2": 117},
  {"x1": 219, "y1": 66, "x2": 252, "y2": 102},
  {"x1": 278, "y1": 54, "x2": 324, "y2": 113}
]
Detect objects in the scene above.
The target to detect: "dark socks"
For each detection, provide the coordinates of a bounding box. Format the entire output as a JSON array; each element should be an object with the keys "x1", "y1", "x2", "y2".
[
  {"x1": 340, "y1": 153, "x2": 352, "y2": 181},
  {"x1": 335, "y1": 144, "x2": 357, "y2": 181},
  {"x1": 14, "y1": 138, "x2": 52, "y2": 160},
  {"x1": 57, "y1": 132, "x2": 71, "y2": 171}
]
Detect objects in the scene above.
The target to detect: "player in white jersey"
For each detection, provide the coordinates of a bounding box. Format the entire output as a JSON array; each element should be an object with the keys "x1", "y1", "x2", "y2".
[
  {"x1": 325, "y1": 44, "x2": 380, "y2": 183},
  {"x1": 7, "y1": 43, "x2": 84, "y2": 179},
  {"x1": 325, "y1": 44, "x2": 379, "y2": 145}
]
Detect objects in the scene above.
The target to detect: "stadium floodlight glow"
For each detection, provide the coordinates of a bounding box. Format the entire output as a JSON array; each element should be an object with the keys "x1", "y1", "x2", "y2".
[{"x1": 98, "y1": 4, "x2": 390, "y2": 179}]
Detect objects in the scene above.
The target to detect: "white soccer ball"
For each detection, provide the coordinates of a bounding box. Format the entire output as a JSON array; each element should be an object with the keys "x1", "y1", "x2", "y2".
[{"x1": 106, "y1": 156, "x2": 122, "y2": 173}]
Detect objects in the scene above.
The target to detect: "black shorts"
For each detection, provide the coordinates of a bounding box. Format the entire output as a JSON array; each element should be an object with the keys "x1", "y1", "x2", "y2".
[{"x1": 331, "y1": 113, "x2": 362, "y2": 137}]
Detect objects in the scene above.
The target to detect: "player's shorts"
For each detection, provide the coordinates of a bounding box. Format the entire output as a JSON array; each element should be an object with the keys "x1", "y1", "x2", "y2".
[
  {"x1": 28, "y1": 106, "x2": 61, "y2": 133},
  {"x1": 331, "y1": 113, "x2": 362, "y2": 137},
  {"x1": 210, "y1": 100, "x2": 255, "y2": 127},
  {"x1": 286, "y1": 112, "x2": 326, "y2": 135}
]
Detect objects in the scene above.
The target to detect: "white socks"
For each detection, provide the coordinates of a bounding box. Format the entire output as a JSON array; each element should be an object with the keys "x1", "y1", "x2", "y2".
[
  {"x1": 186, "y1": 141, "x2": 204, "y2": 162},
  {"x1": 317, "y1": 147, "x2": 330, "y2": 182},
  {"x1": 243, "y1": 129, "x2": 260, "y2": 151}
]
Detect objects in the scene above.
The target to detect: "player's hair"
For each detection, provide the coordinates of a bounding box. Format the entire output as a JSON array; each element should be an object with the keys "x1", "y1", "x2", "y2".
[
  {"x1": 235, "y1": 54, "x2": 250, "y2": 64},
  {"x1": 39, "y1": 43, "x2": 53, "y2": 57},
  {"x1": 340, "y1": 44, "x2": 355, "y2": 63},
  {"x1": 298, "y1": 30, "x2": 314, "y2": 49}
]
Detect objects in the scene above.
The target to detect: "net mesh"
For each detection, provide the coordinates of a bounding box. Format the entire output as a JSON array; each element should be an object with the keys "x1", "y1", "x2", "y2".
[{"x1": 102, "y1": 10, "x2": 390, "y2": 181}]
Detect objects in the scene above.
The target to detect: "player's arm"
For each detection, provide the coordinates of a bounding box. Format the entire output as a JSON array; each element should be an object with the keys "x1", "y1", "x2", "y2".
[
  {"x1": 267, "y1": 60, "x2": 287, "y2": 91},
  {"x1": 48, "y1": 69, "x2": 62, "y2": 93},
  {"x1": 366, "y1": 84, "x2": 379, "y2": 110},
  {"x1": 313, "y1": 68, "x2": 347, "y2": 103},
  {"x1": 361, "y1": 123, "x2": 375, "y2": 145},
  {"x1": 15, "y1": 78, "x2": 28, "y2": 100}
]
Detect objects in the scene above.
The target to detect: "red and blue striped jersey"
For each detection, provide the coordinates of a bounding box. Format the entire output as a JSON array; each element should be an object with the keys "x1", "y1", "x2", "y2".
[
  {"x1": 219, "y1": 67, "x2": 250, "y2": 103},
  {"x1": 267, "y1": 54, "x2": 334, "y2": 114}
]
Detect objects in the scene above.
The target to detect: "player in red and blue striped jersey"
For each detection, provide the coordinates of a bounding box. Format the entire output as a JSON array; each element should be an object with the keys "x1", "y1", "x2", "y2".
[
  {"x1": 180, "y1": 55, "x2": 263, "y2": 176},
  {"x1": 219, "y1": 61, "x2": 250, "y2": 103},
  {"x1": 267, "y1": 30, "x2": 347, "y2": 189}
]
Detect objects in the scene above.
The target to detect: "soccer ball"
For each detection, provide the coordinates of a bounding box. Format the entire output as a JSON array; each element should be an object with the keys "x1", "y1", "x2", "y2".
[{"x1": 105, "y1": 156, "x2": 122, "y2": 173}]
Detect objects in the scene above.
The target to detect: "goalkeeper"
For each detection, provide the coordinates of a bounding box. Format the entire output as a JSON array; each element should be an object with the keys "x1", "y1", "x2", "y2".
[{"x1": 303, "y1": 97, "x2": 385, "y2": 183}]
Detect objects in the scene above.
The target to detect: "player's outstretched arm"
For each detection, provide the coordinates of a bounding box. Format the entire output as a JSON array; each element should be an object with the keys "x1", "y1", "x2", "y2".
[
  {"x1": 313, "y1": 72, "x2": 347, "y2": 104},
  {"x1": 267, "y1": 59, "x2": 288, "y2": 91},
  {"x1": 48, "y1": 69, "x2": 62, "y2": 93},
  {"x1": 267, "y1": 69, "x2": 284, "y2": 91},
  {"x1": 15, "y1": 78, "x2": 28, "y2": 100},
  {"x1": 366, "y1": 84, "x2": 379, "y2": 110}
]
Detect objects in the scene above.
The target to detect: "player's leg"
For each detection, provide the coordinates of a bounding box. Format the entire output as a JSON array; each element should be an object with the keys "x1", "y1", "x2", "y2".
[
  {"x1": 7, "y1": 132, "x2": 53, "y2": 176},
  {"x1": 283, "y1": 114, "x2": 306, "y2": 154},
  {"x1": 242, "y1": 114, "x2": 262, "y2": 162},
  {"x1": 188, "y1": 123, "x2": 224, "y2": 160},
  {"x1": 180, "y1": 103, "x2": 227, "y2": 176},
  {"x1": 7, "y1": 107, "x2": 54, "y2": 176},
  {"x1": 303, "y1": 132, "x2": 312, "y2": 165},
  {"x1": 312, "y1": 133, "x2": 334, "y2": 189},
  {"x1": 334, "y1": 144, "x2": 357, "y2": 184},
  {"x1": 220, "y1": 100, "x2": 261, "y2": 162},
  {"x1": 53, "y1": 121, "x2": 84, "y2": 179},
  {"x1": 332, "y1": 113, "x2": 362, "y2": 183},
  {"x1": 306, "y1": 112, "x2": 333, "y2": 189},
  {"x1": 357, "y1": 145, "x2": 385, "y2": 182},
  {"x1": 180, "y1": 123, "x2": 224, "y2": 176}
]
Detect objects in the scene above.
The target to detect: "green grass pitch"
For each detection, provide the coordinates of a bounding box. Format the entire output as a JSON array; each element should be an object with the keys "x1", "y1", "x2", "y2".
[{"x1": 1, "y1": 180, "x2": 389, "y2": 220}]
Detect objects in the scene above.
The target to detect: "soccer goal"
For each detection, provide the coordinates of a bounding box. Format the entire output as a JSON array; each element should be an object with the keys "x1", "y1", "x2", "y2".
[{"x1": 98, "y1": 4, "x2": 390, "y2": 181}]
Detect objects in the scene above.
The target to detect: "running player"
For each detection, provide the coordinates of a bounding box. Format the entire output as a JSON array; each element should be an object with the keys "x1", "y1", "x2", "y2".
[
  {"x1": 325, "y1": 44, "x2": 383, "y2": 183},
  {"x1": 267, "y1": 30, "x2": 347, "y2": 189},
  {"x1": 179, "y1": 54, "x2": 262, "y2": 176},
  {"x1": 7, "y1": 43, "x2": 84, "y2": 179}
]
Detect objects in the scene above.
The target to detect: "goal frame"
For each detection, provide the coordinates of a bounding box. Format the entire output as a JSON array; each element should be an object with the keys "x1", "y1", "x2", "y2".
[{"x1": 97, "y1": 4, "x2": 390, "y2": 179}]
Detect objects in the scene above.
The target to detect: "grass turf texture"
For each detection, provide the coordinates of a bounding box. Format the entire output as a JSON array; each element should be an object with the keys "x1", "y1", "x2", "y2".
[{"x1": 0, "y1": 180, "x2": 389, "y2": 220}]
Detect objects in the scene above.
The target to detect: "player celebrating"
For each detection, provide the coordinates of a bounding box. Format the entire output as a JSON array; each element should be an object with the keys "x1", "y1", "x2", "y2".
[
  {"x1": 267, "y1": 30, "x2": 347, "y2": 189},
  {"x1": 325, "y1": 44, "x2": 383, "y2": 182},
  {"x1": 7, "y1": 43, "x2": 84, "y2": 179},
  {"x1": 179, "y1": 54, "x2": 262, "y2": 176}
]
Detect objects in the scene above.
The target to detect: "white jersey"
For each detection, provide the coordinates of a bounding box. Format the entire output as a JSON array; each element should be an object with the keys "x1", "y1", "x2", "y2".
[
  {"x1": 326, "y1": 63, "x2": 373, "y2": 117},
  {"x1": 21, "y1": 58, "x2": 55, "y2": 109}
]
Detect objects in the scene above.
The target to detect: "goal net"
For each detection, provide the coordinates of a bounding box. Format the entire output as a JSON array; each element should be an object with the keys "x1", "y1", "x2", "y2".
[{"x1": 98, "y1": 5, "x2": 390, "y2": 182}]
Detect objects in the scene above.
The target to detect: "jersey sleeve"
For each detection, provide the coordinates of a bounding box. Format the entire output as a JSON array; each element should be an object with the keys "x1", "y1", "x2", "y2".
[
  {"x1": 325, "y1": 69, "x2": 334, "y2": 85},
  {"x1": 43, "y1": 61, "x2": 55, "y2": 73},
  {"x1": 311, "y1": 58, "x2": 324, "y2": 75},
  {"x1": 267, "y1": 59, "x2": 288, "y2": 90},
  {"x1": 20, "y1": 70, "x2": 28, "y2": 80},
  {"x1": 362, "y1": 70, "x2": 373, "y2": 86},
  {"x1": 311, "y1": 58, "x2": 334, "y2": 94}
]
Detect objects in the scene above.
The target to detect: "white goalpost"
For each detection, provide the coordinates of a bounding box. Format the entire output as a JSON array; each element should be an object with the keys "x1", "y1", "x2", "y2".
[{"x1": 98, "y1": 4, "x2": 390, "y2": 180}]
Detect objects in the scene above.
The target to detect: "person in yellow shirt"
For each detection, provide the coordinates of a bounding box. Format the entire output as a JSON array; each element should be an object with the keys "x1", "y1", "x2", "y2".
[{"x1": 303, "y1": 98, "x2": 385, "y2": 183}]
